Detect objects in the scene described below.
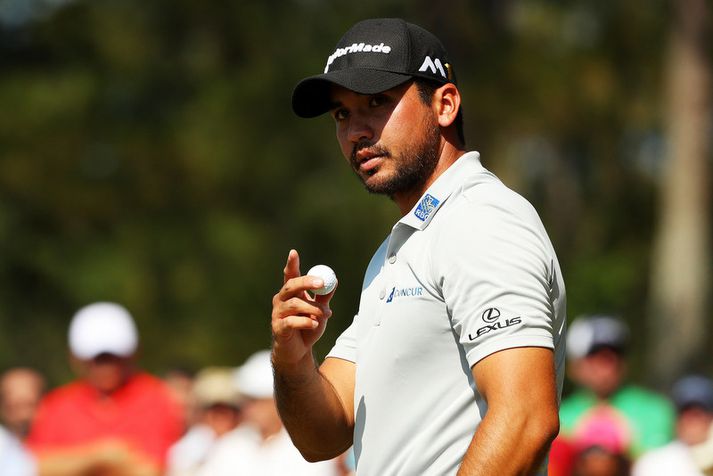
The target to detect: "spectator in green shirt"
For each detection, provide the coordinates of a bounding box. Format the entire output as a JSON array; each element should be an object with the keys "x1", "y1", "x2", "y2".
[{"x1": 559, "y1": 315, "x2": 675, "y2": 459}]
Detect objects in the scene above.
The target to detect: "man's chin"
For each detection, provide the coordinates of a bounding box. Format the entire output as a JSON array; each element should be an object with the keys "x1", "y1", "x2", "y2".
[
  {"x1": 358, "y1": 168, "x2": 421, "y2": 197},
  {"x1": 361, "y1": 175, "x2": 393, "y2": 195},
  {"x1": 363, "y1": 184, "x2": 403, "y2": 200}
]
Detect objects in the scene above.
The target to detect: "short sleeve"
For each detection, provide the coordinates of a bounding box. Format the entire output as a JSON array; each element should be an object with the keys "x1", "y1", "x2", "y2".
[
  {"x1": 432, "y1": 186, "x2": 559, "y2": 368},
  {"x1": 326, "y1": 316, "x2": 358, "y2": 363}
]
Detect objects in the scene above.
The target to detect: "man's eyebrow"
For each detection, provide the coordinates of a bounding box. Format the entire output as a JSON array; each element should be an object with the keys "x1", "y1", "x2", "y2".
[{"x1": 328, "y1": 99, "x2": 343, "y2": 110}]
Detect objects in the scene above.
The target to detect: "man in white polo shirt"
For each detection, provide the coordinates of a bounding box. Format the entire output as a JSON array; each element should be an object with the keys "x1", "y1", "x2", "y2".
[{"x1": 271, "y1": 18, "x2": 566, "y2": 475}]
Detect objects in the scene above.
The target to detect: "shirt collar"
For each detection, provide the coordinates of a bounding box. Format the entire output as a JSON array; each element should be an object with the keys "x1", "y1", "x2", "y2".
[{"x1": 398, "y1": 151, "x2": 483, "y2": 230}]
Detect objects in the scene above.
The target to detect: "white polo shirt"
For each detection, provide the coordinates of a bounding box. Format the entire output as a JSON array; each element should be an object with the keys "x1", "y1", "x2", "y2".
[{"x1": 327, "y1": 152, "x2": 566, "y2": 476}]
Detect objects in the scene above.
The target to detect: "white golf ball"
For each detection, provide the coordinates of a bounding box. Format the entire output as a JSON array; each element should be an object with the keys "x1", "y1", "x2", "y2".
[{"x1": 307, "y1": 265, "x2": 337, "y2": 295}]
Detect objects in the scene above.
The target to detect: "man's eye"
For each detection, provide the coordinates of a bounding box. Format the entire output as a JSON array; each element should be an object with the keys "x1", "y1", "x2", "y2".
[{"x1": 333, "y1": 109, "x2": 348, "y2": 121}]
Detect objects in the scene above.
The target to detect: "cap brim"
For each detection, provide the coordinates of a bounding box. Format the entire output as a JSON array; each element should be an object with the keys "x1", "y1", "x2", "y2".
[
  {"x1": 292, "y1": 69, "x2": 413, "y2": 118},
  {"x1": 72, "y1": 347, "x2": 135, "y2": 361}
]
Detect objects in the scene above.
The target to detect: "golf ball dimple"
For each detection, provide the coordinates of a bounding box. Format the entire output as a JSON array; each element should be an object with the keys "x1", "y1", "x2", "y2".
[{"x1": 307, "y1": 265, "x2": 337, "y2": 295}]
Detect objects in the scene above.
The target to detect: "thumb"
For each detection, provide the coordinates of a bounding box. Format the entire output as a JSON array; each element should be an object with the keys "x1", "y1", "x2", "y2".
[{"x1": 314, "y1": 279, "x2": 338, "y2": 305}]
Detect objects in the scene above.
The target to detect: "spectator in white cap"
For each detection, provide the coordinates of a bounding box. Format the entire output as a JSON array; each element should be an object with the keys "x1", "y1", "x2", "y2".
[
  {"x1": 197, "y1": 350, "x2": 341, "y2": 476},
  {"x1": 557, "y1": 315, "x2": 675, "y2": 459},
  {"x1": 27, "y1": 302, "x2": 183, "y2": 476},
  {"x1": 633, "y1": 374, "x2": 713, "y2": 476}
]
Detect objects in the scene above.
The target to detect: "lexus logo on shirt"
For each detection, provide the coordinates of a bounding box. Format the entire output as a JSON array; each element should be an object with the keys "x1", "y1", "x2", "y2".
[
  {"x1": 482, "y1": 308, "x2": 501, "y2": 323},
  {"x1": 468, "y1": 308, "x2": 523, "y2": 341}
]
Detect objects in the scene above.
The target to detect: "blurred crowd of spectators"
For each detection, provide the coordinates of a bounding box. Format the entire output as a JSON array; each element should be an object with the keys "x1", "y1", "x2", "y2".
[
  {"x1": 0, "y1": 304, "x2": 710, "y2": 475},
  {"x1": 0, "y1": 302, "x2": 353, "y2": 476},
  {"x1": 549, "y1": 315, "x2": 713, "y2": 476}
]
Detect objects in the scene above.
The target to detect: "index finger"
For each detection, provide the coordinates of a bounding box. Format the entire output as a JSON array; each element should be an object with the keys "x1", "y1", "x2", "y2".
[{"x1": 283, "y1": 249, "x2": 301, "y2": 285}]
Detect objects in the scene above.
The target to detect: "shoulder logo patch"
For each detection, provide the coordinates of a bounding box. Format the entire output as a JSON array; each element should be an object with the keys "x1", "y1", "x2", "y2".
[{"x1": 414, "y1": 193, "x2": 440, "y2": 222}]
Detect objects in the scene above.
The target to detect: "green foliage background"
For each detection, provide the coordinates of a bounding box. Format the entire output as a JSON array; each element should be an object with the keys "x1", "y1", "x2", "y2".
[{"x1": 0, "y1": 0, "x2": 700, "y2": 386}]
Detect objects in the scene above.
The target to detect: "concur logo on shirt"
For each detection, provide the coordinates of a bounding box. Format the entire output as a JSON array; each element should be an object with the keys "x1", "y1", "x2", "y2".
[
  {"x1": 386, "y1": 286, "x2": 424, "y2": 303},
  {"x1": 414, "y1": 194, "x2": 440, "y2": 221}
]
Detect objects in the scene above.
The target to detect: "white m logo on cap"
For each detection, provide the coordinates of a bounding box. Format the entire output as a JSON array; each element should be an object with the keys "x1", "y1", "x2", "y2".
[{"x1": 419, "y1": 56, "x2": 446, "y2": 78}]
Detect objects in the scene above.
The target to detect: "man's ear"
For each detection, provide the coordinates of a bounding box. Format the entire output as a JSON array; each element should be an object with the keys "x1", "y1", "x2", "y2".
[{"x1": 434, "y1": 83, "x2": 461, "y2": 128}]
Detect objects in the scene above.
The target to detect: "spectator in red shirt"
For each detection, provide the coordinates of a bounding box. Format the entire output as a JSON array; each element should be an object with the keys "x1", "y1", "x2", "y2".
[{"x1": 27, "y1": 302, "x2": 183, "y2": 476}]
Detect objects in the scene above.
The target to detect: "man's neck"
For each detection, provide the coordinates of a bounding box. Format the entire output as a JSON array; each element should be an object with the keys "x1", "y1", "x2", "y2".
[{"x1": 394, "y1": 146, "x2": 466, "y2": 216}]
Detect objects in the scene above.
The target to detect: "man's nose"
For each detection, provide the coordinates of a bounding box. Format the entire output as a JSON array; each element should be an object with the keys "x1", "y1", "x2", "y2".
[{"x1": 347, "y1": 116, "x2": 373, "y2": 144}]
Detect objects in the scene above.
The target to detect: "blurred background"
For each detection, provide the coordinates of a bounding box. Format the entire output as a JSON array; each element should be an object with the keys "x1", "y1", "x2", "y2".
[{"x1": 0, "y1": 0, "x2": 710, "y2": 390}]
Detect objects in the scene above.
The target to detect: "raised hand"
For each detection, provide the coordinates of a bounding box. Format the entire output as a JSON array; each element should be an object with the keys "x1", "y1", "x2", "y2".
[{"x1": 271, "y1": 249, "x2": 337, "y2": 366}]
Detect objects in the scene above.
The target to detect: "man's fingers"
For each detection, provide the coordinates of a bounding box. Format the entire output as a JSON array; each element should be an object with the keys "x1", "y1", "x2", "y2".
[
  {"x1": 283, "y1": 249, "x2": 301, "y2": 284},
  {"x1": 273, "y1": 296, "x2": 327, "y2": 319},
  {"x1": 279, "y1": 275, "x2": 329, "y2": 301},
  {"x1": 274, "y1": 315, "x2": 320, "y2": 335}
]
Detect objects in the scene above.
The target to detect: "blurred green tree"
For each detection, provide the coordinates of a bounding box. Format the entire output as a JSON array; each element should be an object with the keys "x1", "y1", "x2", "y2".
[{"x1": 648, "y1": 0, "x2": 711, "y2": 386}]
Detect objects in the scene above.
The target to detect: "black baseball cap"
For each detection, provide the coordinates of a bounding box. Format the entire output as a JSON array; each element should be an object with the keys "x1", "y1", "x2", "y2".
[
  {"x1": 566, "y1": 315, "x2": 629, "y2": 359},
  {"x1": 292, "y1": 18, "x2": 456, "y2": 118},
  {"x1": 672, "y1": 375, "x2": 713, "y2": 412}
]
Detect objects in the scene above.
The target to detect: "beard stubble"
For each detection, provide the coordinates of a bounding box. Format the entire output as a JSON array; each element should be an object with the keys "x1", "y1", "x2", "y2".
[{"x1": 350, "y1": 117, "x2": 442, "y2": 198}]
